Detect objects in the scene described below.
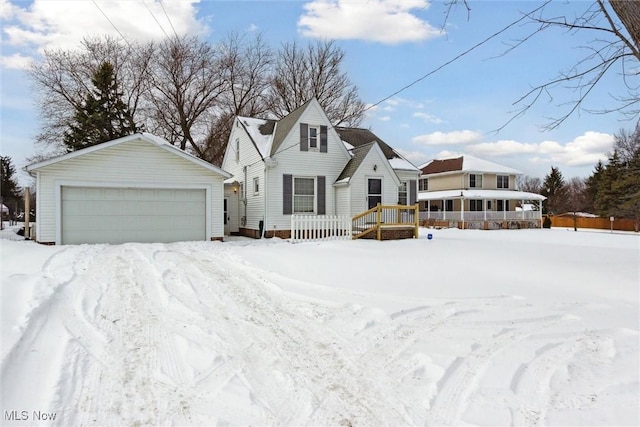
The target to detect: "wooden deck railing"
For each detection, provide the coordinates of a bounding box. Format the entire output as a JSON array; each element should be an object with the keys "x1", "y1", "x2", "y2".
[{"x1": 352, "y1": 204, "x2": 419, "y2": 240}]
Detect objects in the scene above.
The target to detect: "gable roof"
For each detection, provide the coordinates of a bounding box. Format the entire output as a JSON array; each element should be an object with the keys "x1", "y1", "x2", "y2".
[
  {"x1": 421, "y1": 154, "x2": 522, "y2": 175},
  {"x1": 270, "y1": 99, "x2": 313, "y2": 156},
  {"x1": 336, "y1": 142, "x2": 375, "y2": 182},
  {"x1": 26, "y1": 133, "x2": 232, "y2": 178},
  {"x1": 336, "y1": 127, "x2": 419, "y2": 172},
  {"x1": 336, "y1": 141, "x2": 401, "y2": 187}
]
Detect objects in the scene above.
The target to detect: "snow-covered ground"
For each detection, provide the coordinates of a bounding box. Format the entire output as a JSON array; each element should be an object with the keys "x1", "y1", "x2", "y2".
[{"x1": 1, "y1": 227, "x2": 638, "y2": 426}]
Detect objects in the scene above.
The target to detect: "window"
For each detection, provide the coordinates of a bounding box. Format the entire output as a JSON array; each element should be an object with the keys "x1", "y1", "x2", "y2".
[
  {"x1": 469, "y1": 174, "x2": 483, "y2": 188},
  {"x1": 253, "y1": 177, "x2": 259, "y2": 195},
  {"x1": 419, "y1": 178, "x2": 429, "y2": 191},
  {"x1": 398, "y1": 182, "x2": 408, "y2": 205},
  {"x1": 235, "y1": 138, "x2": 240, "y2": 162},
  {"x1": 308, "y1": 126, "x2": 319, "y2": 150},
  {"x1": 368, "y1": 178, "x2": 382, "y2": 209},
  {"x1": 497, "y1": 175, "x2": 509, "y2": 189},
  {"x1": 293, "y1": 177, "x2": 315, "y2": 213},
  {"x1": 470, "y1": 199, "x2": 483, "y2": 211},
  {"x1": 239, "y1": 182, "x2": 245, "y2": 199}
]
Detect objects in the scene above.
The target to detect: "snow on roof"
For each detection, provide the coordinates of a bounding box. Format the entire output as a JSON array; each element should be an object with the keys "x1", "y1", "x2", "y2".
[
  {"x1": 462, "y1": 155, "x2": 522, "y2": 175},
  {"x1": 342, "y1": 140, "x2": 354, "y2": 151},
  {"x1": 238, "y1": 117, "x2": 274, "y2": 159},
  {"x1": 421, "y1": 154, "x2": 522, "y2": 175},
  {"x1": 389, "y1": 157, "x2": 419, "y2": 171}
]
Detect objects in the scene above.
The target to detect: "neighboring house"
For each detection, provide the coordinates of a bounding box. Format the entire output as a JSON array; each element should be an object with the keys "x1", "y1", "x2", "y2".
[
  {"x1": 418, "y1": 154, "x2": 546, "y2": 228},
  {"x1": 26, "y1": 133, "x2": 231, "y2": 245},
  {"x1": 221, "y1": 98, "x2": 420, "y2": 238}
]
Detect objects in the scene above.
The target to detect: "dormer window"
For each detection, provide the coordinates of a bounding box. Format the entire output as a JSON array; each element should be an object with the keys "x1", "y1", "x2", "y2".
[
  {"x1": 308, "y1": 126, "x2": 319, "y2": 150},
  {"x1": 300, "y1": 123, "x2": 328, "y2": 152}
]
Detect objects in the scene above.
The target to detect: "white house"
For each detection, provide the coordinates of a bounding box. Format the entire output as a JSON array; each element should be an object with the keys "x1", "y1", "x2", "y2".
[
  {"x1": 26, "y1": 133, "x2": 231, "y2": 245},
  {"x1": 221, "y1": 98, "x2": 420, "y2": 238}
]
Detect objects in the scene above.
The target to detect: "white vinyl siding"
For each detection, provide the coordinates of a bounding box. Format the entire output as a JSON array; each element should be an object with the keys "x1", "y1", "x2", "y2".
[
  {"x1": 34, "y1": 138, "x2": 225, "y2": 243},
  {"x1": 348, "y1": 145, "x2": 400, "y2": 215},
  {"x1": 221, "y1": 119, "x2": 266, "y2": 232},
  {"x1": 265, "y1": 101, "x2": 350, "y2": 232}
]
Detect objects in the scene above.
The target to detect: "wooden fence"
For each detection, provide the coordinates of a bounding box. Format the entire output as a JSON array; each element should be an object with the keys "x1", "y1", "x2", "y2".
[
  {"x1": 290, "y1": 215, "x2": 352, "y2": 243},
  {"x1": 549, "y1": 215, "x2": 639, "y2": 232}
]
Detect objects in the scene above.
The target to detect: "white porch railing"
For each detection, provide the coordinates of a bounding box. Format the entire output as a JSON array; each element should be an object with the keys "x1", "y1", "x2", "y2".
[
  {"x1": 291, "y1": 215, "x2": 352, "y2": 243},
  {"x1": 419, "y1": 210, "x2": 542, "y2": 222}
]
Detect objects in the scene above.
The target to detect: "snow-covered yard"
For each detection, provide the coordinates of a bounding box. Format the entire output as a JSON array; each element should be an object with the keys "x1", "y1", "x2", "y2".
[{"x1": 1, "y1": 227, "x2": 638, "y2": 426}]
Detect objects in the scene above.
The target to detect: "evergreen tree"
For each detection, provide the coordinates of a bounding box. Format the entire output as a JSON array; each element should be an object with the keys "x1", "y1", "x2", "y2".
[
  {"x1": 540, "y1": 166, "x2": 568, "y2": 214},
  {"x1": 617, "y1": 148, "x2": 640, "y2": 228},
  {"x1": 595, "y1": 150, "x2": 625, "y2": 216},
  {"x1": 63, "y1": 61, "x2": 141, "y2": 152},
  {"x1": 1, "y1": 156, "x2": 22, "y2": 228},
  {"x1": 584, "y1": 160, "x2": 605, "y2": 213}
]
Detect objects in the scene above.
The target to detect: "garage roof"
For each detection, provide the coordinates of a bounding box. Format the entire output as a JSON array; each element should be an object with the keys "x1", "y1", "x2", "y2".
[{"x1": 26, "y1": 133, "x2": 232, "y2": 178}]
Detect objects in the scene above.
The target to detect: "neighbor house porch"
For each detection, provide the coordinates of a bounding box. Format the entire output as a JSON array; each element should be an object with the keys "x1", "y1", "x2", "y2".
[{"x1": 418, "y1": 189, "x2": 546, "y2": 229}]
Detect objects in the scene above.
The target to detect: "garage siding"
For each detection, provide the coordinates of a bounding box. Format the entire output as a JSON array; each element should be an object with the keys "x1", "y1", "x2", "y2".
[{"x1": 35, "y1": 138, "x2": 225, "y2": 243}]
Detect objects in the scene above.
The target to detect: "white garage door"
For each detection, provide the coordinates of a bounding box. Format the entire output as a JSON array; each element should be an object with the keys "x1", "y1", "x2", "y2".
[{"x1": 61, "y1": 187, "x2": 206, "y2": 244}]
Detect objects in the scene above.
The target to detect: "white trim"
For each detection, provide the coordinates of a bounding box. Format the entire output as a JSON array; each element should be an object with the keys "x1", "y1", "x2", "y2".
[
  {"x1": 418, "y1": 189, "x2": 546, "y2": 201},
  {"x1": 54, "y1": 179, "x2": 212, "y2": 245},
  {"x1": 292, "y1": 176, "x2": 316, "y2": 214},
  {"x1": 366, "y1": 175, "x2": 384, "y2": 209}
]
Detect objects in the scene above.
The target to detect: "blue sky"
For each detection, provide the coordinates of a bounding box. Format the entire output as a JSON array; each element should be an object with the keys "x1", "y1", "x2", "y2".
[{"x1": 1, "y1": 0, "x2": 637, "y2": 186}]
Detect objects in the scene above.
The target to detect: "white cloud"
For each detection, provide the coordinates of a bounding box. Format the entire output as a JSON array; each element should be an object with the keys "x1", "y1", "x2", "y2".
[
  {"x1": 467, "y1": 131, "x2": 614, "y2": 166},
  {"x1": 247, "y1": 23, "x2": 258, "y2": 32},
  {"x1": 395, "y1": 148, "x2": 428, "y2": 166},
  {"x1": 0, "y1": 53, "x2": 33, "y2": 69},
  {"x1": 298, "y1": 0, "x2": 443, "y2": 44},
  {"x1": 379, "y1": 115, "x2": 391, "y2": 122},
  {"x1": 412, "y1": 130, "x2": 482, "y2": 145},
  {"x1": 1, "y1": 0, "x2": 207, "y2": 59},
  {"x1": 412, "y1": 112, "x2": 443, "y2": 124}
]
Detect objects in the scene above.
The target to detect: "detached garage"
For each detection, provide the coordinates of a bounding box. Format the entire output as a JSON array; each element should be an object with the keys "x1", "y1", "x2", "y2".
[{"x1": 26, "y1": 133, "x2": 231, "y2": 245}]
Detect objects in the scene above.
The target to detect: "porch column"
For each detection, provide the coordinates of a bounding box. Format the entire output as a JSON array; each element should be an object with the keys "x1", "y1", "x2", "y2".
[
  {"x1": 522, "y1": 199, "x2": 525, "y2": 220},
  {"x1": 503, "y1": 200, "x2": 507, "y2": 220},
  {"x1": 427, "y1": 201, "x2": 431, "y2": 220},
  {"x1": 483, "y1": 199, "x2": 487, "y2": 221},
  {"x1": 443, "y1": 200, "x2": 446, "y2": 220},
  {"x1": 460, "y1": 197, "x2": 465, "y2": 225}
]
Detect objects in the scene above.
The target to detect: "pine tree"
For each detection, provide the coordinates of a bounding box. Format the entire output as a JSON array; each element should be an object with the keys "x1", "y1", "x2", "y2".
[
  {"x1": 540, "y1": 166, "x2": 568, "y2": 214},
  {"x1": 1, "y1": 156, "x2": 22, "y2": 228},
  {"x1": 617, "y1": 148, "x2": 640, "y2": 228},
  {"x1": 595, "y1": 150, "x2": 625, "y2": 216},
  {"x1": 63, "y1": 61, "x2": 141, "y2": 152},
  {"x1": 584, "y1": 160, "x2": 605, "y2": 213}
]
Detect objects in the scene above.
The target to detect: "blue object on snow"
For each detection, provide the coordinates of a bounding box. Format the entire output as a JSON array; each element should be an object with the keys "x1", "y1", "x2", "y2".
[{"x1": 427, "y1": 233, "x2": 433, "y2": 240}]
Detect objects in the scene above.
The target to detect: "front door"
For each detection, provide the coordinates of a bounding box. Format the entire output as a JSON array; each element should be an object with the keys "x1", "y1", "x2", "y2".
[{"x1": 367, "y1": 178, "x2": 382, "y2": 209}]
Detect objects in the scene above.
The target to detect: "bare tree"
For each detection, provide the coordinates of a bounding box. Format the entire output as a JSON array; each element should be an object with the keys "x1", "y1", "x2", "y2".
[
  {"x1": 517, "y1": 175, "x2": 542, "y2": 193},
  {"x1": 203, "y1": 33, "x2": 274, "y2": 165},
  {"x1": 145, "y1": 36, "x2": 226, "y2": 158},
  {"x1": 442, "y1": 1, "x2": 639, "y2": 130},
  {"x1": 504, "y1": 0, "x2": 639, "y2": 130},
  {"x1": 28, "y1": 36, "x2": 152, "y2": 153},
  {"x1": 611, "y1": 120, "x2": 640, "y2": 164},
  {"x1": 267, "y1": 40, "x2": 365, "y2": 126}
]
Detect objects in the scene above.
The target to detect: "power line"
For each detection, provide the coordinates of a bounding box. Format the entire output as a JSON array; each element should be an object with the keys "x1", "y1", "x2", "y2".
[
  {"x1": 359, "y1": 0, "x2": 551, "y2": 117},
  {"x1": 91, "y1": 0, "x2": 132, "y2": 48},
  {"x1": 141, "y1": 0, "x2": 169, "y2": 39},
  {"x1": 159, "y1": 0, "x2": 179, "y2": 39}
]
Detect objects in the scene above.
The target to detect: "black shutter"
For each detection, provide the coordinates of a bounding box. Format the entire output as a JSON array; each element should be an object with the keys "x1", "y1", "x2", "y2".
[
  {"x1": 320, "y1": 125, "x2": 328, "y2": 153},
  {"x1": 300, "y1": 123, "x2": 308, "y2": 151},
  {"x1": 317, "y1": 176, "x2": 326, "y2": 215},
  {"x1": 409, "y1": 179, "x2": 417, "y2": 205},
  {"x1": 283, "y1": 174, "x2": 292, "y2": 214}
]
